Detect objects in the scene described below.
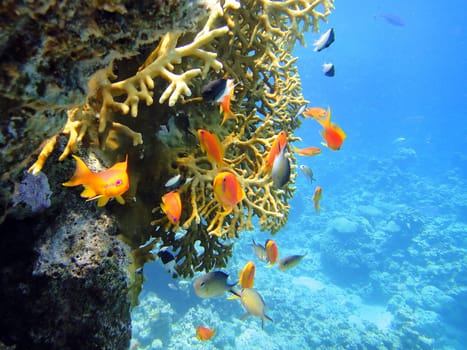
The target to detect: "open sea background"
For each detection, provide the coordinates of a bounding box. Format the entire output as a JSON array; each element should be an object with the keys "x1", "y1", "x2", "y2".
[{"x1": 131, "y1": 0, "x2": 467, "y2": 349}]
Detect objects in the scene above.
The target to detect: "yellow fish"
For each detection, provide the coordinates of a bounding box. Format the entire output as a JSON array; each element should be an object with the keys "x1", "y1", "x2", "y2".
[
  {"x1": 240, "y1": 288, "x2": 273, "y2": 329},
  {"x1": 213, "y1": 171, "x2": 245, "y2": 214},
  {"x1": 62, "y1": 155, "x2": 129, "y2": 207},
  {"x1": 312, "y1": 186, "x2": 322, "y2": 214}
]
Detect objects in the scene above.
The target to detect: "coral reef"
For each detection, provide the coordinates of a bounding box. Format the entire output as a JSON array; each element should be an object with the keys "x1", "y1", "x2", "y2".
[
  {"x1": 14, "y1": 0, "x2": 335, "y2": 277},
  {"x1": 1, "y1": 0, "x2": 336, "y2": 348}
]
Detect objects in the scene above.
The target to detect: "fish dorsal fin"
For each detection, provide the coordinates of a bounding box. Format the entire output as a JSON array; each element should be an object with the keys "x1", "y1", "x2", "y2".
[{"x1": 110, "y1": 155, "x2": 128, "y2": 171}]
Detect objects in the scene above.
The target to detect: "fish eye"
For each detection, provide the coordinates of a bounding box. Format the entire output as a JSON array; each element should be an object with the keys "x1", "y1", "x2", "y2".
[
  {"x1": 115, "y1": 179, "x2": 123, "y2": 186},
  {"x1": 200, "y1": 281, "x2": 206, "y2": 287}
]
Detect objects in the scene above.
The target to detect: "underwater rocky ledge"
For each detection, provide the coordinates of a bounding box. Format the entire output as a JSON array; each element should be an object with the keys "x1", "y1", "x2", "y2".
[{"x1": 0, "y1": 194, "x2": 132, "y2": 349}]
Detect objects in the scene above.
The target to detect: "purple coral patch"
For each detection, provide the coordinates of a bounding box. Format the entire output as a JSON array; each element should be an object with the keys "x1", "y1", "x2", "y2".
[{"x1": 12, "y1": 171, "x2": 52, "y2": 212}]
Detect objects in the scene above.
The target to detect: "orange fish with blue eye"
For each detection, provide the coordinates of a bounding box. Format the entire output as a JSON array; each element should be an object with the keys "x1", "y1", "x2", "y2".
[
  {"x1": 62, "y1": 155, "x2": 129, "y2": 207},
  {"x1": 196, "y1": 326, "x2": 215, "y2": 341},
  {"x1": 228, "y1": 260, "x2": 256, "y2": 300},
  {"x1": 239, "y1": 261, "x2": 256, "y2": 289},
  {"x1": 198, "y1": 129, "x2": 225, "y2": 166},
  {"x1": 303, "y1": 107, "x2": 328, "y2": 119},
  {"x1": 293, "y1": 146, "x2": 322, "y2": 157},
  {"x1": 219, "y1": 79, "x2": 237, "y2": 125},
  {"x1": 312, "y1": 186, "x2": 322, "y2": 214},
  {"x1": 309, "y1": 107, "x2": 346, "y2": 151},
  {"x1": 161, "y1": 191, "x2": 182, "y2": 225},
  {"x1": 265, "y1": 239, "x2": 279, "y2": 268},
  {"x1": 213, "y1": 171, "x2": 245, "y2": 214},
  {"x1": 265, "y1": 130, "x2": 287, "y2": 172}
]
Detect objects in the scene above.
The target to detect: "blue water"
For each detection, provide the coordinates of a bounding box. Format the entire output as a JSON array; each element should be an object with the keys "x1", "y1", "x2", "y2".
[{"x1": 131, "y1": 1, "x2": 467, "y2": 349}]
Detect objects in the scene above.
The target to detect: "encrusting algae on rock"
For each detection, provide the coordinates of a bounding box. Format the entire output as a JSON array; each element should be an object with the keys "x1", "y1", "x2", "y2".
[{"x1": 22, "y1": 0, "x2": 335, "y2": 278}]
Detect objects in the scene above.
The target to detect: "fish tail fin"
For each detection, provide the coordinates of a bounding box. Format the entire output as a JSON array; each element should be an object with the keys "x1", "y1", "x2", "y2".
[
  {"x1": 220, "y1": 108, "x2": 237, "y2": 126},
  {"x1": 227, "y1": 286, "x2": 241, "y2": 298},
  {"x1": 240, "y1": 313, "x2": 250, "y2": 321},
  {"x1": 62, "y1": 155, "x2": 92, "y2": 187},
  {"x1": 315, "y1": 204, "x2": 321, "y2": 214},
  {"x1": 220, "y1": 95, "x2": 237, "y2": 126}
]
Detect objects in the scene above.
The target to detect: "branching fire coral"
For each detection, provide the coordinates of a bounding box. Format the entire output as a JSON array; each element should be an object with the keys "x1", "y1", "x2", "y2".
[
  {"x1": 27, "y1": 0, "x2": 335, "y2": 277},
  {"x1": 28, "y1": 1, "x2": 231, "y2": 174}
]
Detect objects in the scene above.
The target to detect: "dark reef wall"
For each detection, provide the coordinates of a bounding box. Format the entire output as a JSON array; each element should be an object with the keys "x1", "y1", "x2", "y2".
[{"x1": 0, "y1": 184, "x2": 132, "y2": 350}]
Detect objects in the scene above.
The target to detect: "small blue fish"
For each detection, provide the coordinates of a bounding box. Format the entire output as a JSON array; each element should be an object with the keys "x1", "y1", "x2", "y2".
[
  {"x1": 201, "y1": 78, "x2": 228, "y2": 102},
  {"x1": 379, "y1": 13, "x2": 405, "y2": 27},
  {"x1": 322, "y1": 62, "x2": 335, "y2": 77},
  {"x1": 271, "y1": 144, "x2": 291, "y2": 188},
  {"x1": 278, "y1": 254, "x2": 306, "y2": 271},
  {"x1": 157, "y1": 248, "x2": 178, "y2": 278},
  {"x1": 313, "y1": 28, "x2": 335, "y2": 52}
]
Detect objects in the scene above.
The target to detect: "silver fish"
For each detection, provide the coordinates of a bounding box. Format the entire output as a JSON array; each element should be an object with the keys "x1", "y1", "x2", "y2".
[
  {"x1": 294, "y1": 104, "x2": 308, "y2": 119},
  {"x1": 251, "y1": 239, "x2": 269, "y2": 263},
  {"x1": 313, "y1": 28, "x2": 335, "y2": 52},
  {"x1": 272, "y1": 145, "x2": 291, "y2": 188},
  {"x1": 193, "y1": 271, "x2": 239, "y2": 298},
  {"x1": 240, "y1": 288, "x2": 273, "y2": 329},
  {"x1": 299, "y1": 165, "x2": 315, "y2": 184}
]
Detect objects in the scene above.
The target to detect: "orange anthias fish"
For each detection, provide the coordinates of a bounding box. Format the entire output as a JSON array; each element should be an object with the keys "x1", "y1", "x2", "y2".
[
  {"x1": 219, "y1": 80, "x2": 237, "y2": 125},
  {"x1": 294, "y1": 146, "x2": 322, "y2": 157},
  {"x1": 196, "y1": 326, "x2": 215, "y2": 341},
  {"x1": 311, "y1": 107, "x2": 346, "y2": 151},
  {"x1": 239, "y1": 261, "x2": 256, "y2": 289},
  {"x1": 303, "y1": 107, "x2": 328, "y2": 119},
  {"x1": 161, "y1": 191, "x2": 182, "y2": 225},
  {"x1": 265, "y1": 239, "x2": 279, "y2": 268},
  {"x1": 62, "y1": 155, "x2": 129, "y2": 207},
  {"x1": 312, "y1": 186, "x2": 322, "y2": 214},
  {"x1": 213, "y1": 171, "x2": 245, "y2": 214},
  {"x1": 265, "y1": 131, "x2": 287, "y2": 172},
  {"x1": 198, "y1": 129, "x2": 225, "y2": 166}
]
